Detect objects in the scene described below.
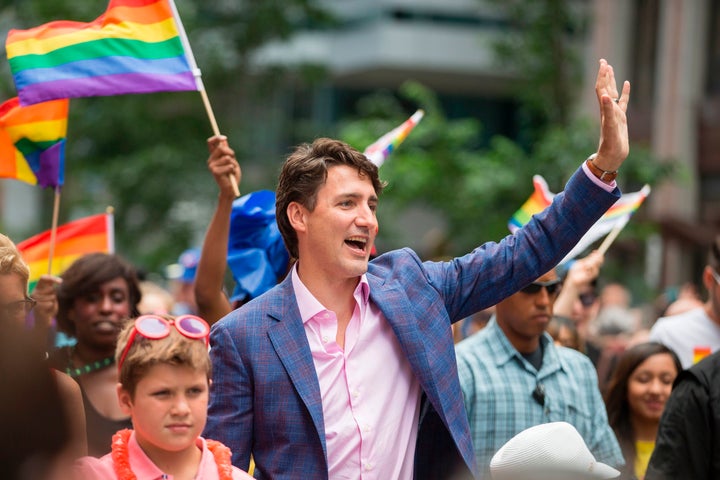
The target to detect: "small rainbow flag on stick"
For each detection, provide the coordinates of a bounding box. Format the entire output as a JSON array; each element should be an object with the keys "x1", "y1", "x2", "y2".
[
  {"x1": 509, "y1": 175, "x2": 651, "y2": 263},
  {"x1": 6, "y1": 0, "x2": 201, "y2": 106},
  {"x1": 364, "y1": 109, "x2": 424, "y2": 167},
  {"x1": 17, "y1": 212, "x2": 114, "y2": 290},
  {"x1": 0, "y1": 97, "x2": 68, "y2": 188}
]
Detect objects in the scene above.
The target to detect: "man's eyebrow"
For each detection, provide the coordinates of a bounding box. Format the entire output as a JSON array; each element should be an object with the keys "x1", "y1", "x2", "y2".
[{"x1": 335, "y1": 192, "x2": 378, "y2": 202}]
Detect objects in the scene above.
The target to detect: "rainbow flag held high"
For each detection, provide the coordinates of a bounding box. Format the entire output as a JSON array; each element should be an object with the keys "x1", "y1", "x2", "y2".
[
  {"x1": 0, "y1": 96, "x2": 68, "y2": 188},
  {"x1": 364, "y1": 109, "x2": 424, "y2": 167},
  {"x1": 17, "y1": 212, "x2": 114, "y2": 291},
  {"x1": 6, "y1": 0, "x2": 201, "y2": 106},
  {"x1": 509, "y1": 175, "x2": 651, "y2": 263}
]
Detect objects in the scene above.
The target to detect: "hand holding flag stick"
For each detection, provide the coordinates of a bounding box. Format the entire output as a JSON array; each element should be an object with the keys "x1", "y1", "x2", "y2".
[{"x1": 165, "y1": 0, "x2": 240, "y2": 197}]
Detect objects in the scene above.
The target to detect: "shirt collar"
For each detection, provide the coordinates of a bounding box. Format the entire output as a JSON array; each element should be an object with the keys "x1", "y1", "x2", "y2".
[
  {"x1": 486, "y1": 317, "x2": 558, "y2": 373},
  {"x1": 291, "y1": 262, "x2": 370, "y2": 324},
  {"x1": 128, "y1": 431, "x2": 208, "y2": 480}
]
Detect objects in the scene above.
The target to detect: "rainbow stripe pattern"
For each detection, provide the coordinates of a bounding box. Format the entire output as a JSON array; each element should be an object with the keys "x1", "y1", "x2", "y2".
[
  {"x1": 0, "y1": 96, "x2": 68, "y2": 188},
  {"x1": 17, "y1": 212, "x2": 114, "y2": 291},
  {"x1": 509, "y1": 174, "x2": 651, "y2": 262},
  {"x1": 693, "y1": 346, "x2": 712, "y2": 365},
  {"x1": 364, "y1": 109, "x2": 424, "y2": 167},
  {"x1": 6, "y1": 0, "x2": 199, "y2": 106},
  {"x1": 508, "y1": 175, "x2": 554, "y2": 232}
]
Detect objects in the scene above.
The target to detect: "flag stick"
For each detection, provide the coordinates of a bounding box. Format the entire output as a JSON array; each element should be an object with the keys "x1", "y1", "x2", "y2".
[
  {"x1": 46, "y1": 186, "x2": 61, "y2": 275},
  {"x1": 198, "y1": 88, "x2": 240, "y2": 197},
  {"x1": 168, "y1": 0, "x2": 240, "y2": 198},
  {"x1": 106, "y1": 206, "x2": 115, "y2": 254},
  {"x1": 597, "y1": 221, "x2": 626, "y2": 255}
]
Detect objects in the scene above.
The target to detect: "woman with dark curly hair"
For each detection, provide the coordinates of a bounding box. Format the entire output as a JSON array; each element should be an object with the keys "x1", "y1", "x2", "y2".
[
  {"x1": 47, "y1": 252, "x2": 141, "y2": 457},
  {"x1": 603, "y1": 342, "x2": 681, "y2": 479}
]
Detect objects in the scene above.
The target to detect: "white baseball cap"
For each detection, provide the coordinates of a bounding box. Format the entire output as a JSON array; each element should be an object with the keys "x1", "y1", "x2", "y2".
[{"x1": 490, "y1": 422, "x2": 620, "y2": 479}]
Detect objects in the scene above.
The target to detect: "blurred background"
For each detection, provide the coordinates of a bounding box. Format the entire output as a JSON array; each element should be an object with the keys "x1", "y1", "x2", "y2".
[{"x1": 0, "y1": 0, "x2": 718, "y2": 311}]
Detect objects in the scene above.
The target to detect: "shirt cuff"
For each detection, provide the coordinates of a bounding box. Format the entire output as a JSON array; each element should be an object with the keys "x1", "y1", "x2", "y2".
[{"x1": 582, "y1": 160, "x2": 617, "y2": 192}]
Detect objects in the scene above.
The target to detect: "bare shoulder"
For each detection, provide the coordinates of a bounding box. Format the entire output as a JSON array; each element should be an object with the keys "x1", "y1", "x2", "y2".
[{"x1": 53, "y1": 369, "x2": 82, "y2": 397}]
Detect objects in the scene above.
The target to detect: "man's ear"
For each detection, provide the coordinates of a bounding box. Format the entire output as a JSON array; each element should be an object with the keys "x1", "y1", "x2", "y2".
[
  {"x1": 117, "y1": 383, "x2": 133, "y2": 416},
  {"x1": 287, "y1": 202, "x2": 307, "y2": 233},
  {"x1": 703, "y1": 266, "x2": 717, "y2": 293}
]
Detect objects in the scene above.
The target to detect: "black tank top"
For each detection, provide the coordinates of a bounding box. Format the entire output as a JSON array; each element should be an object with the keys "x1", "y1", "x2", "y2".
[
  {"x1": 48, "y1": 347, "x2": 133, "y2": 457},
  {"x1": 79, "y1": 386, "x2": 133, "y2": 457}
]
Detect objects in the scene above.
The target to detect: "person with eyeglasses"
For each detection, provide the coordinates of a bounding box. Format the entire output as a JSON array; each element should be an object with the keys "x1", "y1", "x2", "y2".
[
  {"x1": 0, "y1": 233, "x2": 88, "y2": 473},
  {"x1": 74, "y1": 314, "x2": 253, "y2": 479},
  {"x1": 648, "y1": 235, "x2": 720, "y2": 369},
  {"x1": 456, "y1": 267, "x2": 624, "y2": 478}
]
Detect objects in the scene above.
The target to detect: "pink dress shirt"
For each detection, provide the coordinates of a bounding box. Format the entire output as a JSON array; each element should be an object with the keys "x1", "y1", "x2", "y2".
[
  {"x1": 73, "y1": 430, "x2": 253, "y2": 480},
  {"x1": 292, "y1": 265, "x2": 421, "y2": 480}
]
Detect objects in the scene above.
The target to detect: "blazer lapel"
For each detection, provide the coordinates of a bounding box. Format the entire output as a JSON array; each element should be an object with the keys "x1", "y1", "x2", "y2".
[
  {"x1": 366, "y1": 273, "x2": 437, "y2": 400},
  {"x1": 266, "y1": 277, "x2": 327, "y2": 457}
]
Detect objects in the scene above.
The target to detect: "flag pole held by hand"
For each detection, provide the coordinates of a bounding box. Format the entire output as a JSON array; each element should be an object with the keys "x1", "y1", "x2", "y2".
[{"x1": 168, "y1": 0, "x2": 240, "y2": 198}]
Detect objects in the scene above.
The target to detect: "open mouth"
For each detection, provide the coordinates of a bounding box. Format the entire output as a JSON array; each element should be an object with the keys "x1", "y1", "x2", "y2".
[
  {"x1": 345, "y1": 236, "x2": 367, "y2": 253},
  {"x1": 93, "y1": 320, "x2": 120, "y2": 334}
]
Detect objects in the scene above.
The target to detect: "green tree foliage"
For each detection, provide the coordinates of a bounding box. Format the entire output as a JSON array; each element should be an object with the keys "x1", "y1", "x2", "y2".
[
  {"x1": 339, "y1": 0, "x2": 676, "y2": 291},
  {"x1": 0, "y1": 0, "x2": 331, "y2": 274}
]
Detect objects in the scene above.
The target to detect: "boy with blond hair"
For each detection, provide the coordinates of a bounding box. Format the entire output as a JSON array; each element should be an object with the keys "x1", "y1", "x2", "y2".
[{"x1": 74, "y1": 314, "x2": 252, "y2": 479}]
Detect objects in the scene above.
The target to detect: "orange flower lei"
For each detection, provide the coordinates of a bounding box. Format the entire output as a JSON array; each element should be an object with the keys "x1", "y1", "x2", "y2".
[{"x1": 111, "y1": 429, "x2": 234, "y2": 480}]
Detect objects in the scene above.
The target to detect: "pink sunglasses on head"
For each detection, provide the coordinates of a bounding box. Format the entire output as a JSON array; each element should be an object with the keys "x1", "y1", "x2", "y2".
[{"x1": 118, "y1": 314, "x2": 210, "y2": 371}]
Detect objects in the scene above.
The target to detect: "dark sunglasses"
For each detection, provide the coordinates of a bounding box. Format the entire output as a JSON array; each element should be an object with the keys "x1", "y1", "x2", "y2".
[
  {"x1": 579, "y1": 291, "x2": 598, "y2": 307},
  {"x1": 520, "y1": 279, "x2": 562, "y2": 296}
]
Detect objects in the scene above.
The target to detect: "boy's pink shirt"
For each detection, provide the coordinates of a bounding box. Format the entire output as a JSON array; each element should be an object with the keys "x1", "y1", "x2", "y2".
[{"x1": 73, "y1": 430, "x2": 252, "y2": 480}]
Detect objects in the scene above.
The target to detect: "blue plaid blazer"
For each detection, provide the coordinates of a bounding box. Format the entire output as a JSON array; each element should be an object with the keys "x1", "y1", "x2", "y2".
[{"x1": 204, "y1": 167, "x2": 620, "y2": 480}]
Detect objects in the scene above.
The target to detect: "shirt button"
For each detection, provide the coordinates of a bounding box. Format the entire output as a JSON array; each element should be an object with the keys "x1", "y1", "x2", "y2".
[
  {"x1": 364, "y1": 463, "x2": 373, "y2": 471},
  {"x1": 363, "y1": 425, "x2": 370, "y2": 433},
  {"x1": 352, "y1": 390, "x2": 359, "y2": 399},
  {"x1": 322, "y1": 335, "x2": 329, "y2": 343}
]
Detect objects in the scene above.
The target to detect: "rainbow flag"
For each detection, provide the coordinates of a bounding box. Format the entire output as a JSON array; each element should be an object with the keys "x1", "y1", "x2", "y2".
[
  {"x1": 364, "y1": 109, "x2": 424, "y2": 167},
  {"x1": 508, "y1": 175, "x2": 554, "y2": 232},
  {"x1": 17, "y1": 212, "x2": 114, "y2": 290},
  {"x1": 6, "y1": 0, "x2": 201, "y2": 106},
  {"x1": 509, "y1": 175, "x2": 651, "y2": 263},
  {"x1": 693, "y1": 346, "x2": 712, "y2": 365},
  {"x1": 0, "y1": 97, "x2": 68, "y2": 188}
]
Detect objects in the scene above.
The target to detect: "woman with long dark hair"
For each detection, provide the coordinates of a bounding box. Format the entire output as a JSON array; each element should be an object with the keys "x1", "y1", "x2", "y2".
[
  {"x1": 603, "y1": 342, "x2": 681, "y2": 479},
  {"x1": 47, "y1": 253, "x2": 141, "y2": 457}
]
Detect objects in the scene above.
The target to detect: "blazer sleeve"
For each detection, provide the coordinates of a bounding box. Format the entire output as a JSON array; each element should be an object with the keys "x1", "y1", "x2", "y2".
[
  {"x1": 205, "y1": 321, "x2": 254, "y2": 470},
  {"x1": 423, "y1": 167, "x2": 620, "y2": 321}
]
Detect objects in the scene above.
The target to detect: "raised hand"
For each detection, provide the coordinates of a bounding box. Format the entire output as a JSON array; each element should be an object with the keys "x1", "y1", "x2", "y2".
[
  {"x1": 594, "y1": 58, "x2": 631, "y2": 173},
  {"x1": 31, "y1": 274, "x2": 62, "y2": 330},
  {"x1": 207, "y1": 134, "x2": 241, "y2": 199}
]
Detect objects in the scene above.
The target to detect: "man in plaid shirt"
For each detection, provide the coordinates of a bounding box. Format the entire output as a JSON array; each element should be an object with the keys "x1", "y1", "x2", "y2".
[{"x1": 456, "y1": 267, "x2": 624, "y2": 478}]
